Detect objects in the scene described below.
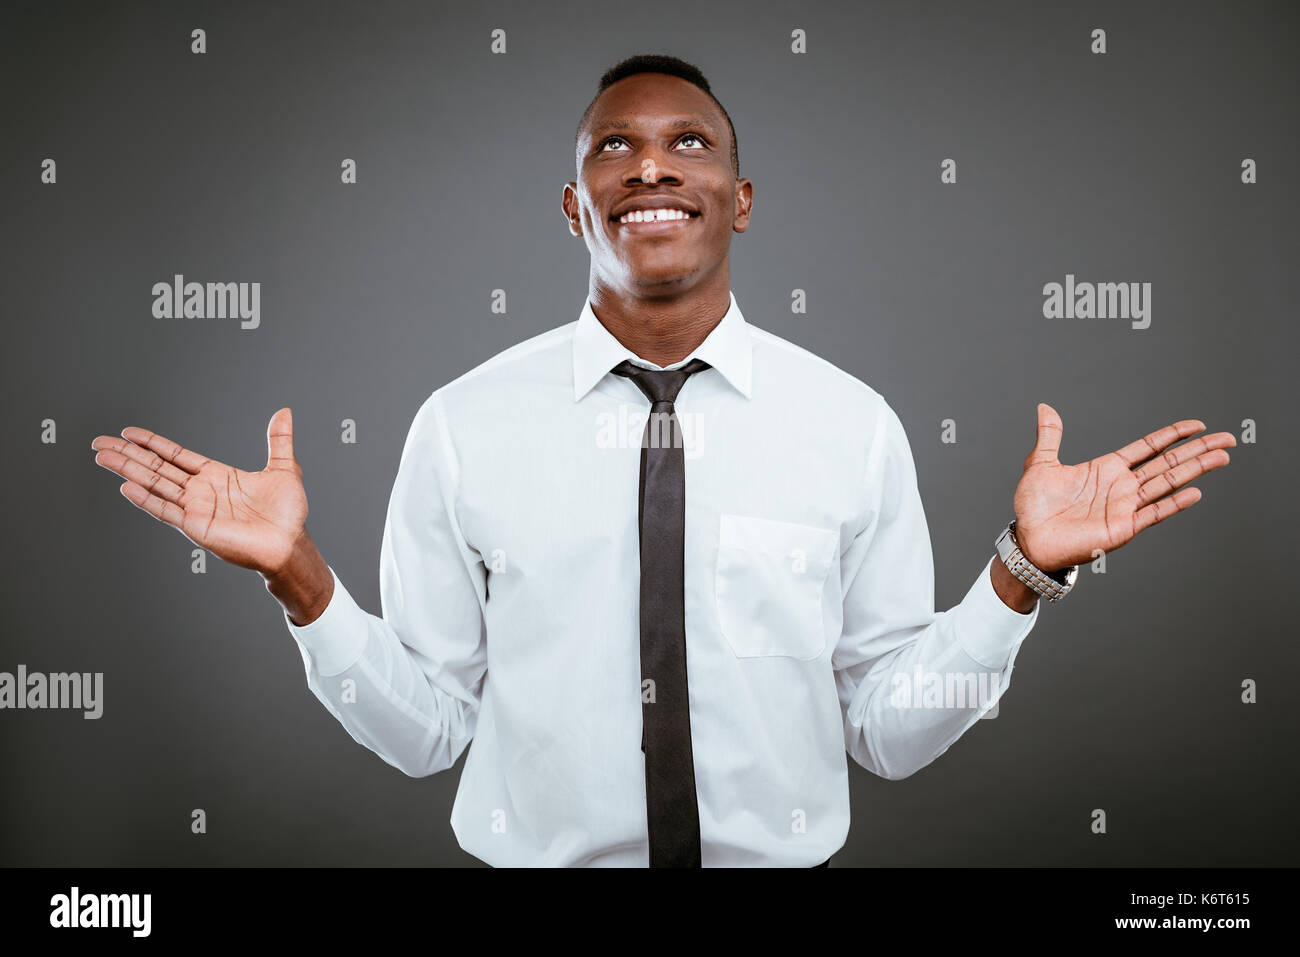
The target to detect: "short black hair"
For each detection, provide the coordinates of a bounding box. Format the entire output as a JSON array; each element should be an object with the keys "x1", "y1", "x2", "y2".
[{"x1": 575, "y1": 54, "x2": 739, "y2": 179}]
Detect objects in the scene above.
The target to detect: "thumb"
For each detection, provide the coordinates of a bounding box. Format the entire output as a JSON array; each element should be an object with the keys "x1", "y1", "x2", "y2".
[
  {"x1": 1026, "y1": 402, "x2": 1063, "y2": 467},
  {"x1": 266, "y1": 407, "x2": 296, "y2": 469}
]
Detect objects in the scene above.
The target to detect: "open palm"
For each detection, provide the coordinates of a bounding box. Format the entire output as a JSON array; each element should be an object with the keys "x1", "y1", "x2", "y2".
[
  {"x1": 91, "y1": 408, "x2": 307, "y2": 575},
  {"x1": 1011, "y1": 403, "x2": 1235, "y2": 573}
]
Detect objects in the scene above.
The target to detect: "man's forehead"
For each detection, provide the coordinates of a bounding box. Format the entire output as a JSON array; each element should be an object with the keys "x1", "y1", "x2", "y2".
[{"x1": 587, "y1": 114, "x2": 721, "y2": 136}]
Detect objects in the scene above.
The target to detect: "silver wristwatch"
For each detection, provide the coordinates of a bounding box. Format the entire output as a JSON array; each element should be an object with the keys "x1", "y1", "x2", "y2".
[{"x1": 994, "y1": 520, "x2": 1078, "y2": 602}]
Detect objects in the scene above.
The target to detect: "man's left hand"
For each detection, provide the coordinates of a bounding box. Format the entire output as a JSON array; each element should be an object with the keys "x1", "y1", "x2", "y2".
[{"x1": 1011, "y1": 403, "x2": 1236, "y2": 574}]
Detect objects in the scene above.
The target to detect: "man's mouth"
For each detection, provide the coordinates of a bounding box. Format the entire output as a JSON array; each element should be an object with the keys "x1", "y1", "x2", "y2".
[{"x1": 611, "y1": 208, "x2": 702, "y2": 231}]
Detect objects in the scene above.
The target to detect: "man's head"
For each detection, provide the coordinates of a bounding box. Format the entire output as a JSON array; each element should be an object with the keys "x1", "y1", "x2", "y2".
[
  {"x1": 564, "y1": 54, "x2": 753, "y2": 298},
  {"x1": 574, "y1": 55, "x2": 740, "y2": 179}
]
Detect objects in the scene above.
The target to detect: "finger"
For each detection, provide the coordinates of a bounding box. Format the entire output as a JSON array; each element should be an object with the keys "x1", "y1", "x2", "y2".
[
  {"x1": 119, "y1": 480, "x2": 186, "y2": 528},
  {"x1": 266, "y1": 407, "x2": 296, "y2": 469},
  {"x1": 91, "y1": 435, "x2": 191, "y2": 490},
  {"x1": 1133, "y1": 486, "x2": 1202, "y2": 536},
  {"x1": 94, "y1": 447, "x2": 187, "y2": 503},
  {"x1": 1137, "y1": 449, "x2": 1230, "y2": 506},
  {"x1": 119, "y1": 427, "x2": 210, "y2": 475},
  {"x1": 1131, "y1": 431, "x2": 1236, "y2": 485},
  {"x1": 1026, "y1": 402, "x2": 1063, "y2": 467},
  {"x1": 1114, "y1": 419, "x2": 1206, "y2": 469}
]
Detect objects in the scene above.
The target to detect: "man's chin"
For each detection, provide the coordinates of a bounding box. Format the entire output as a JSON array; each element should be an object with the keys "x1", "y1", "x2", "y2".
[{"x1": 623, "y1": 271, "x2": 701, "y2": 294}]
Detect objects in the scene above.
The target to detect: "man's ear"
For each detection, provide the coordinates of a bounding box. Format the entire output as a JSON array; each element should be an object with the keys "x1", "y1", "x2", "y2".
[
  {"x1": 732, "y1": 178, "x2": 754, "y2": 233},
  {"x1": 562, "y1": 182, "x2": 582, "y2": 237}
]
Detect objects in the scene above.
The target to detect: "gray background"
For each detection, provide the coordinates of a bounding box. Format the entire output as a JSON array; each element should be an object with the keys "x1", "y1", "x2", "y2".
[{"x1": 2, "y1": 0, "x2": 1296, "y2": 866}]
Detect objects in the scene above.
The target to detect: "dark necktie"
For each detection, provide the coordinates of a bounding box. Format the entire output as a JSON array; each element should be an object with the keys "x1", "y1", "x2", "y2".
[{"x1": 611, "y1": 357, "x2": 711, "y2": 868}]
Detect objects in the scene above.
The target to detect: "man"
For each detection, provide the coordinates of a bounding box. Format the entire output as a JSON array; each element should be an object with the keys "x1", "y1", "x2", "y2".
[{"x1": 90, "y1": 54, "x2": 1235, "y2": 867}]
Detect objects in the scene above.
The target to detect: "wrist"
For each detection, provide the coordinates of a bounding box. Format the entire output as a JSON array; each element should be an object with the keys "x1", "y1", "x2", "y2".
[
  {"x1": 1013, "y1": 523, "x2": 1062, "y2": 577},
  {"x1": 263, "y1": 532, "x2": 334, "y2": 626},
  {"x1": 995, "y1": 520, "x2": 1079, "y2": 603},
  {"x1": 990, "y1": 555, "x2": 1039, "y2": 614},
  {"x1": 263, "y1": 529, "x2": 318, "y2": 582}
]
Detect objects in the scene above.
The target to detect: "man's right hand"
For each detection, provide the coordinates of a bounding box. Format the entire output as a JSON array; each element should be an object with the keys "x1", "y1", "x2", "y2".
[{"x1": 91, "y1": 408, "x2": 334, "y2": 624}]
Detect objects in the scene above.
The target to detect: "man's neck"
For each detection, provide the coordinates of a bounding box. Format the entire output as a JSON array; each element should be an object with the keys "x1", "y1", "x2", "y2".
[{"x1": 587, "y1": 277, "x2": 730, "y2": 367}]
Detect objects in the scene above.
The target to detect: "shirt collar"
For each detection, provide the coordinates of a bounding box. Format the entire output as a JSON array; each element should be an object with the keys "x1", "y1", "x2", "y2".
[{"x1": 572, "y1": 289, "x2": 753, "y2": 401}]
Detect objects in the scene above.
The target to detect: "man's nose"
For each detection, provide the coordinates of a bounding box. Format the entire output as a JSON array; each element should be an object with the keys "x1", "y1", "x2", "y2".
[{"x1": 626, "y1": 149, "x2": 682, "y2": 185}]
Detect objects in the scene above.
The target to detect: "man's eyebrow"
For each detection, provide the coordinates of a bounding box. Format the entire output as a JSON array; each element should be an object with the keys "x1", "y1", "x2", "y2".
[{"x1": 589, "y1": 116, "x2": 720, "y2": 137}]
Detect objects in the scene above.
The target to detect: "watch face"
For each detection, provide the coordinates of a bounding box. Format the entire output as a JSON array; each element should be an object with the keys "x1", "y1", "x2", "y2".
[{"x1": 1047, "y1": 564, "x2": 1079, "y2": 586}]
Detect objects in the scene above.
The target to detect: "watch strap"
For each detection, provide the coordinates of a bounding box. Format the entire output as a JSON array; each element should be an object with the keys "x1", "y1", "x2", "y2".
[{"x1": 995, "y1": 520, "x2": 1078, "y2": 602}]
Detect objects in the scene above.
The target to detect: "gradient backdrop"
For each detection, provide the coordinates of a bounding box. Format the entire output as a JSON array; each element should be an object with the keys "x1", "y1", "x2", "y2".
[{"x1": 2, "y1": 0, "x2": 1296, "y2": 866}]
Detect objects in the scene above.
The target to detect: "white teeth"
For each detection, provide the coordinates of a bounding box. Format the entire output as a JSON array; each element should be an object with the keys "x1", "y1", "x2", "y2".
[{"x1": 618, "y1": 208, "x2": 692, "y2": 224}]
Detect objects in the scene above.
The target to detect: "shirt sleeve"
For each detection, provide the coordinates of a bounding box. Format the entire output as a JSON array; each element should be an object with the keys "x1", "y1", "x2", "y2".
[
  {"x1": 833, "y1": 398, "x2": 1040, "y2": 780},
  {"x1": 283, "y1": 390, "x2": 488, "y2": 777}
]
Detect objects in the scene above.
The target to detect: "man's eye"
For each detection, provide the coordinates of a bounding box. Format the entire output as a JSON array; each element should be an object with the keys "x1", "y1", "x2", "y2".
[{"x1": 598, "y1": 134, "x2": 706, "y2": 152}]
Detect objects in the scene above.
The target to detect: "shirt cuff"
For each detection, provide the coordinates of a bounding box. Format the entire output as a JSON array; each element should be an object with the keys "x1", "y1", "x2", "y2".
[
  {"x1": 283, "y1": 566, "x2": 369, "y2": 677},
  {"x1": 951, "y1": 555, "x2": 1041, "y2": 670}
]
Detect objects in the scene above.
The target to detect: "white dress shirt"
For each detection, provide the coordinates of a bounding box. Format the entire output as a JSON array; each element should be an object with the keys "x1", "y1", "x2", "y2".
[{"x1": 284, "y1": 289, "x2": 1041, "y2": 867}]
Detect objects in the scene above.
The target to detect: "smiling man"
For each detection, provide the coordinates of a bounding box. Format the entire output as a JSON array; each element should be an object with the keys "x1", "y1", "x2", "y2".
[{"x1": 90, "y1": 54, "x2": 1235, "y2": 867}]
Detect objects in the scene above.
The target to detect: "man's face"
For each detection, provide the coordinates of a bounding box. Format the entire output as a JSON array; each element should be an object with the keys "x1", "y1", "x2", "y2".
[{"x1": 564, "y1": 73, "x2": 753, "y2": 296}]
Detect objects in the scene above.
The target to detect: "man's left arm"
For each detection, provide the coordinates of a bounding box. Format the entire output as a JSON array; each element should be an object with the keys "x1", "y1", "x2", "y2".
[
  {"x1": 834, "y1": 399, "x2": 1037, "y2": 781},
  {"x1": 835, "y1": 399, "x2": 1234, "y2": 781}
]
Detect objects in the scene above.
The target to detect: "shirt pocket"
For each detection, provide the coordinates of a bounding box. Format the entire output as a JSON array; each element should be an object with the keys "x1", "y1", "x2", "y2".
[{"x1": 714, "y1": 512, "x2": 839, "y2": 660}]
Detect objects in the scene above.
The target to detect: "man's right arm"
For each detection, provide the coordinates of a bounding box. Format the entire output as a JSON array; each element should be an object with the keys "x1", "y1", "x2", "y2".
[
  {"x1": 272, "y1": 392, "x2": 489, "y2": 779},
  {"x1": 90, "y1": 395, "x2": 487, "y2": 779}
]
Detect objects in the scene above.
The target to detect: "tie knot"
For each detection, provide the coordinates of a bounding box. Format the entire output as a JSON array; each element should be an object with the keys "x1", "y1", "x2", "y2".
[{"x1": 611, "y1": 358, "x2": 711, "y2": 407}]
